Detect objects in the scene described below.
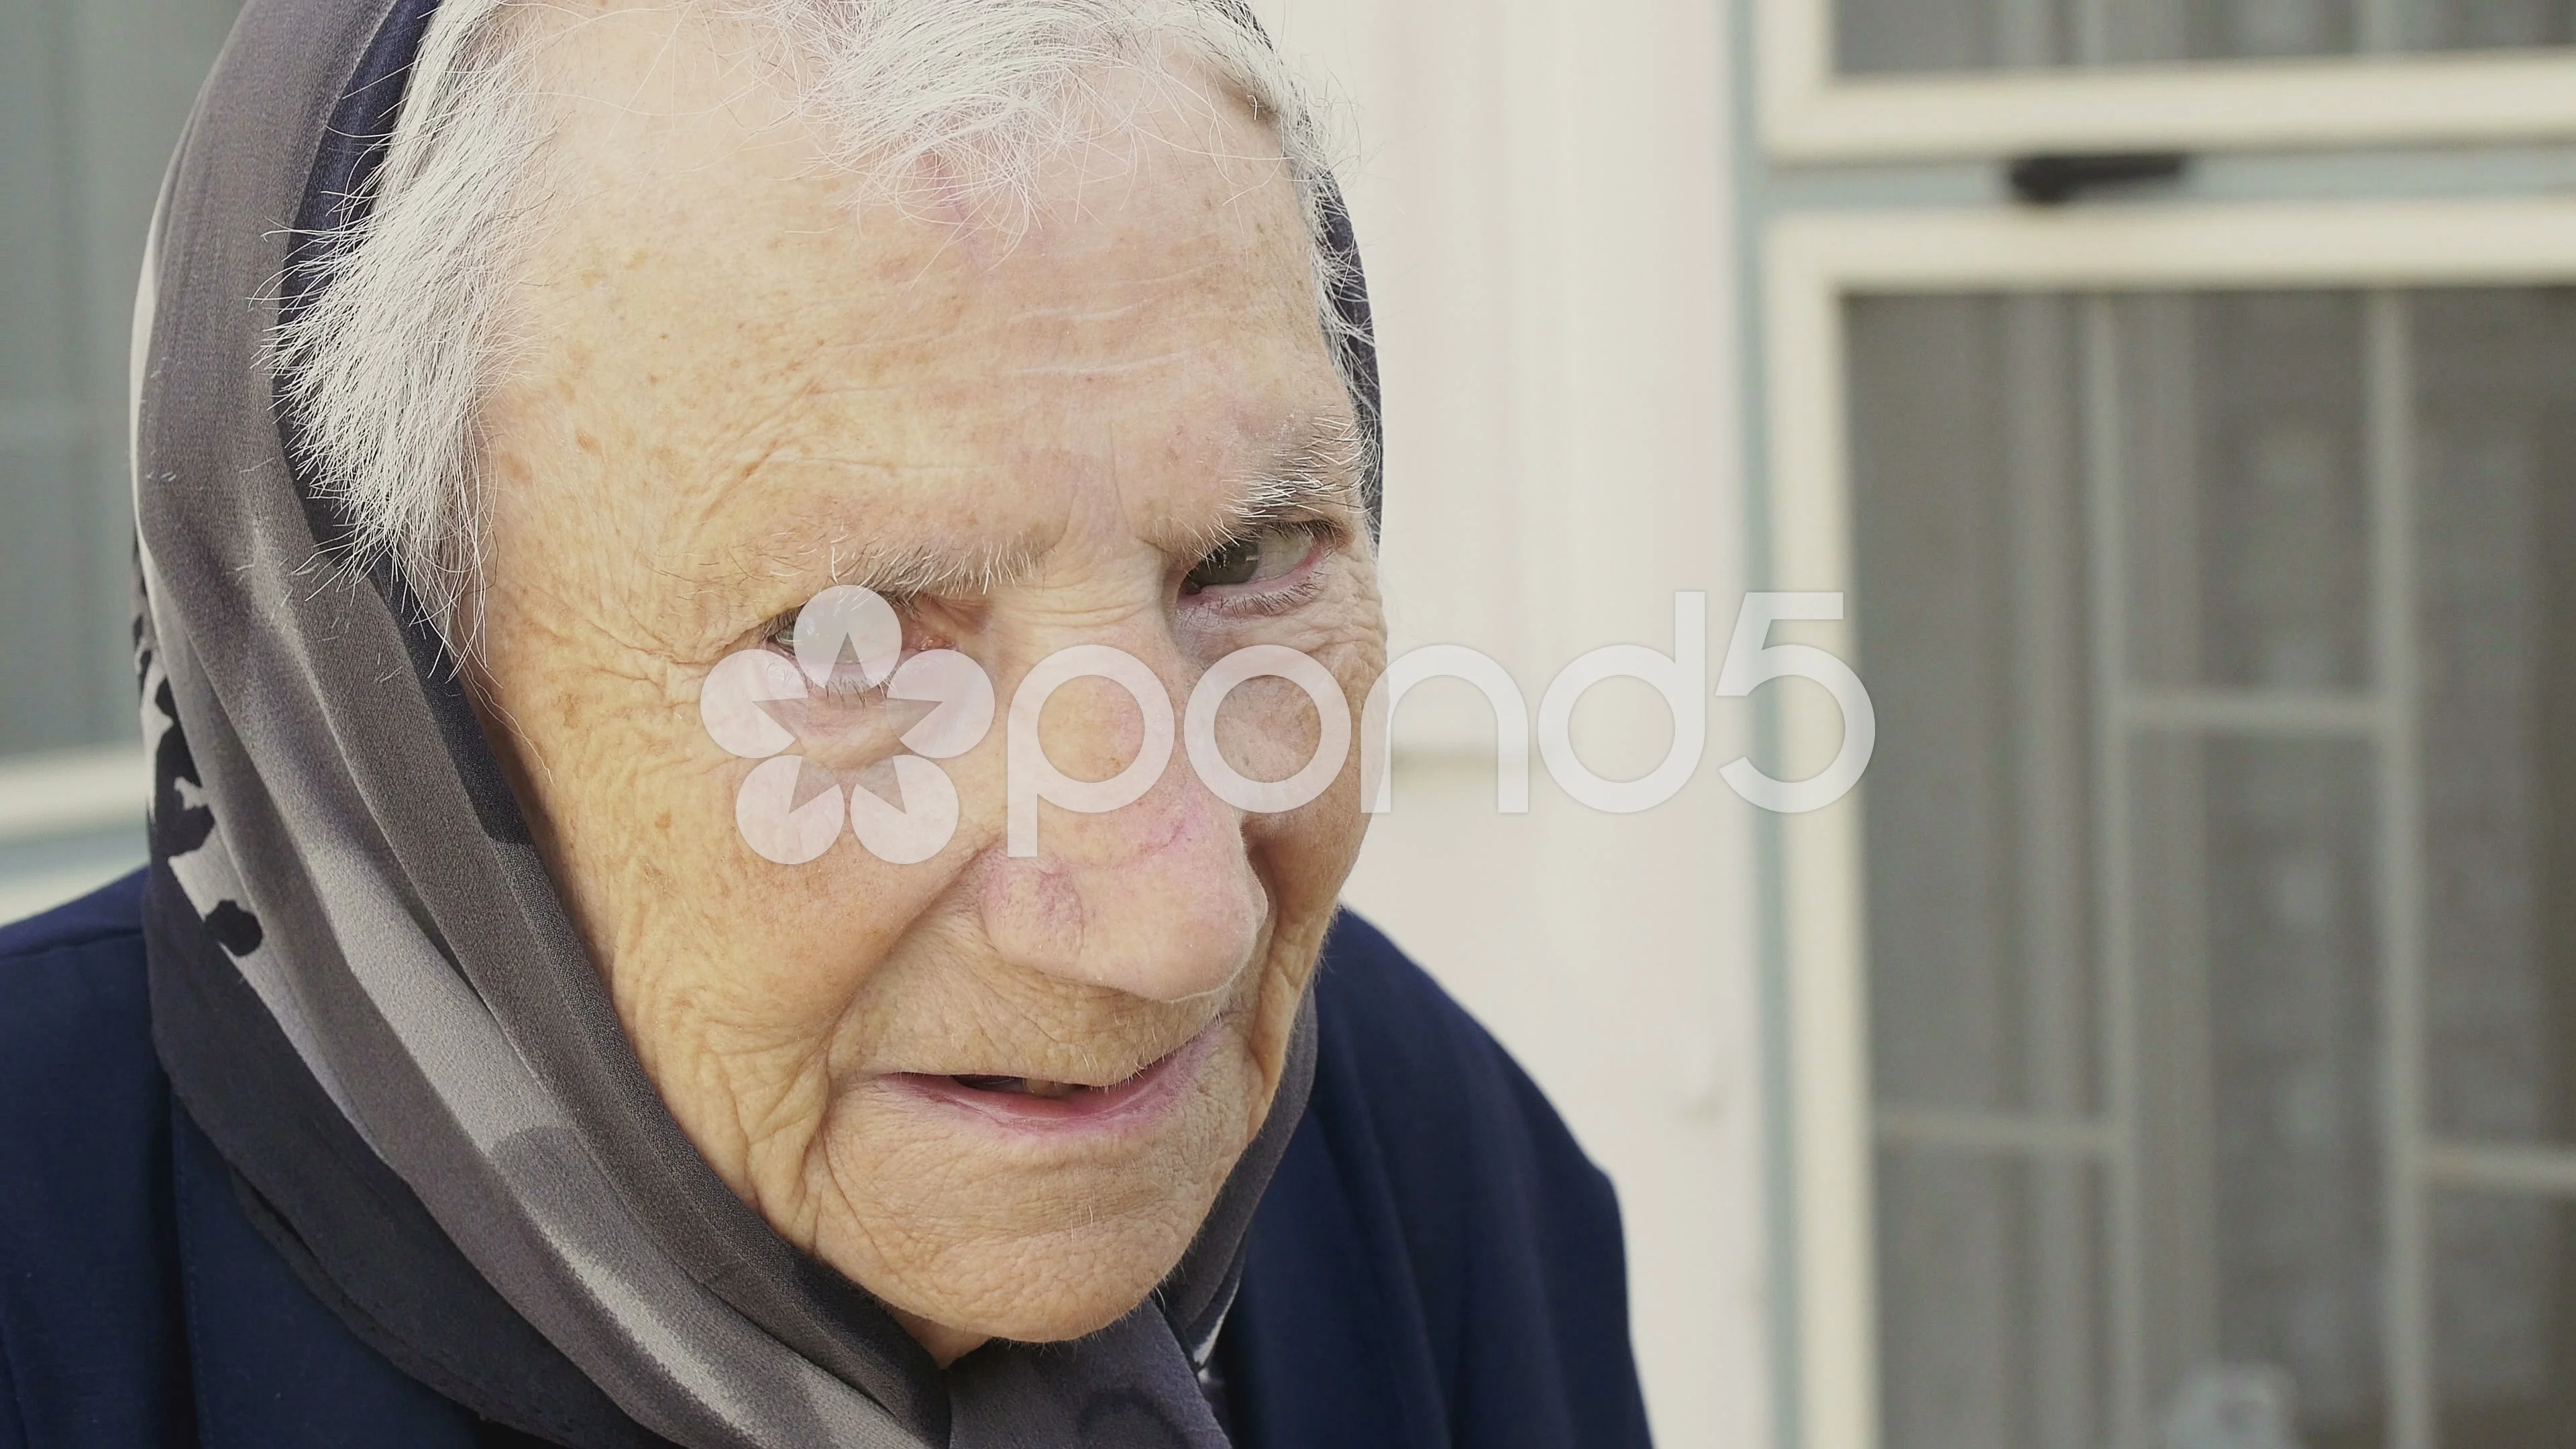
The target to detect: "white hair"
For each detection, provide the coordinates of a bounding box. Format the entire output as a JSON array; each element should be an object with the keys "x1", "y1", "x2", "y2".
[{"x1": 274, "y1": 0, "x2": 1358, "y2": 654}]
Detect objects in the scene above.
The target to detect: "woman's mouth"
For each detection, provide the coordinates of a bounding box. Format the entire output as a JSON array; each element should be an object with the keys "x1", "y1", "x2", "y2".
[
  {"x1": 885, "y1": 1024, "x2": 1217, "y2": 1132},
  {"x1": 949, "y1": 1074, "x2": 1087, "y2": 1099}
]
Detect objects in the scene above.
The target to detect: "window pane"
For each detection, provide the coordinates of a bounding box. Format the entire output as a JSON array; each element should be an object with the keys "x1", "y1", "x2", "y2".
[
  {"x1": 0, "y1": 0, "x2": 240, "y2": 761},
  {"x1": 1832, "y1": 0, "x2": 2572, "y2": 74},
  {"x1": 1876, "y1": 1147, "x2": 2110, "y2": 1449},
  {"x1": 1836, "y1": 0, "x2": 2072, "y2": 74},
  {"x1": 2434, "y1": 1190, "x2": 2576, "y2": 1446},
  {"x1": 2415, "y1": 288, "x2": 2576, "y2": 1147},
  {"x1": 1850, "y1": 294, "x2": 2098, "y2": 1118},
  {"x1": 1838, "y1": 286, "x2": 2576, "y2": 1449},
  {"x1": 2137, "y1": 735, "x2": 2385, "y2": 1449},
  {"x1": 2118, "y1": 292, "x2": 2371, "y2": 694},
  {"x1": 0, "y1": 431, "x2": 99, "y2": 753},
  {"x1": 2409, "y1": 0, "x2": 2576, "y2": 50},
  {"x1": 0, "y1": 0, "x2": 93, "y2": 758}
]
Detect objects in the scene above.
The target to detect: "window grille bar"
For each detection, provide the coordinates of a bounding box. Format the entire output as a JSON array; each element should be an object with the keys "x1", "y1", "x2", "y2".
[
  {"x1": 2365, "y1": 288, "x2": 2434, "y2": 1449},
  {"x1": 2003, "y1": 292, "x2": 2098, "y2": 1449},
  {"x1": 2081, "y1": 293, "x2": 2151, "y2": 1449},
  {"x1": 2422, "y1": 1142, "x2": 2576, "y2": 1198},
  {"x1": 1873, "y1": 1105, "x2": 2118, "y2": 1158},
  {"x1": 2119, "y1": 690, "x2": 2380, "y2": 736}
]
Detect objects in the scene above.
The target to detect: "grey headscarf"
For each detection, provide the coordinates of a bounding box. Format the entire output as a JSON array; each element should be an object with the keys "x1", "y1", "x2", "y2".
[{"x1": 132, "y1": 0, "x2": 1381, "y2": 1443}]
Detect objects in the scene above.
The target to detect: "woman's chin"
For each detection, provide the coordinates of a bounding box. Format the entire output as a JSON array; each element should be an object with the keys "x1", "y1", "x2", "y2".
[
  {"x1": 864, "y1": 1228, "x2": 1199, "y2": 1354},
  {"x1": 808, "y1": 1053, "x2": 1254, "y2": 1353}
]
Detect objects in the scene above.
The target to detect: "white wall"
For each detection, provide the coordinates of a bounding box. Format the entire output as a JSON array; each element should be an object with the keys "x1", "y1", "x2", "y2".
[{"x1": 1245, "y1": 2, "x2": 1771, "y2": 1443}]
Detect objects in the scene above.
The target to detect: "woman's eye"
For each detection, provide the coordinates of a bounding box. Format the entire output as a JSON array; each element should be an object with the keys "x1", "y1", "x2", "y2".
[{"x1": 1184, "y1": 525, "x2": 1316, "y2": 594}]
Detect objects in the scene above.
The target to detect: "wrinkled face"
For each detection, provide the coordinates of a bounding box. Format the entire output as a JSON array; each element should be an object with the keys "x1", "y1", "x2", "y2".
[{"x1": 472, "y1": 11, "x2": 1382, "y2": 1362}]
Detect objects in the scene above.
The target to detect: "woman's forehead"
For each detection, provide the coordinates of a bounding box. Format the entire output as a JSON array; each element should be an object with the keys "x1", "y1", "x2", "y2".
[
  {"x1": 501, "y1": 243, "x2": 1351, "y2": 572},
  {"x1": 485, "y1": 50, "x2": 1351, "y2": 600},
  {"x1": 515, "y1": 5, "x2": 1321, "y2": 305}
]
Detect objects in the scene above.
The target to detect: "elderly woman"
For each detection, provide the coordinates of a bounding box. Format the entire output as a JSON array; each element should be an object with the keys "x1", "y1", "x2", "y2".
[{"x1": 0, "y1": 0, "x2": 1651, "y2": 1444}]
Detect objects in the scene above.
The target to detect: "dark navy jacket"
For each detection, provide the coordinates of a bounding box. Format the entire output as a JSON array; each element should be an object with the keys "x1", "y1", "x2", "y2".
[{"x1": 0, "y1": 873, "x2": 1650, "y2": 1448}]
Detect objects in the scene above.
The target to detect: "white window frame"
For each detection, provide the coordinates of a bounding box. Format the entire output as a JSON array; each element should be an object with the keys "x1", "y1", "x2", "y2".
[
  {"x1": 1760, "y1": 0, "x2": 2576, "y2": 161},
  {"x1": 1765, "y1": 195, "x2": 2576, "y2": 1449}
]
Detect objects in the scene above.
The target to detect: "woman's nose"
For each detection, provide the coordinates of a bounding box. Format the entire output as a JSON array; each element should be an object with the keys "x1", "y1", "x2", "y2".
[{"x1": 973, "y1": 664, "x2": 1267, "y2": 1003}]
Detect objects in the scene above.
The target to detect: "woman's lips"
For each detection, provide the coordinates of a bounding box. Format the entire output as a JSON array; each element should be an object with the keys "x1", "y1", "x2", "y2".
[{"x1": 885, "y1": 1024, "x2": 1216, "y2": 1133}]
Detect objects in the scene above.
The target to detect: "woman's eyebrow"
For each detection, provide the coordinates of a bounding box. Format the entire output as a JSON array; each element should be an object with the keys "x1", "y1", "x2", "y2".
[
  {"x1": 833, "y1": 537, "x2": 1048, "y2": 598},
  {"x1": 1211, "y1": 421, "x2": 1369, "y2": 535},
  {"x1": 671, "y1": 535, "x2": 1046, "y2": 640}
]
